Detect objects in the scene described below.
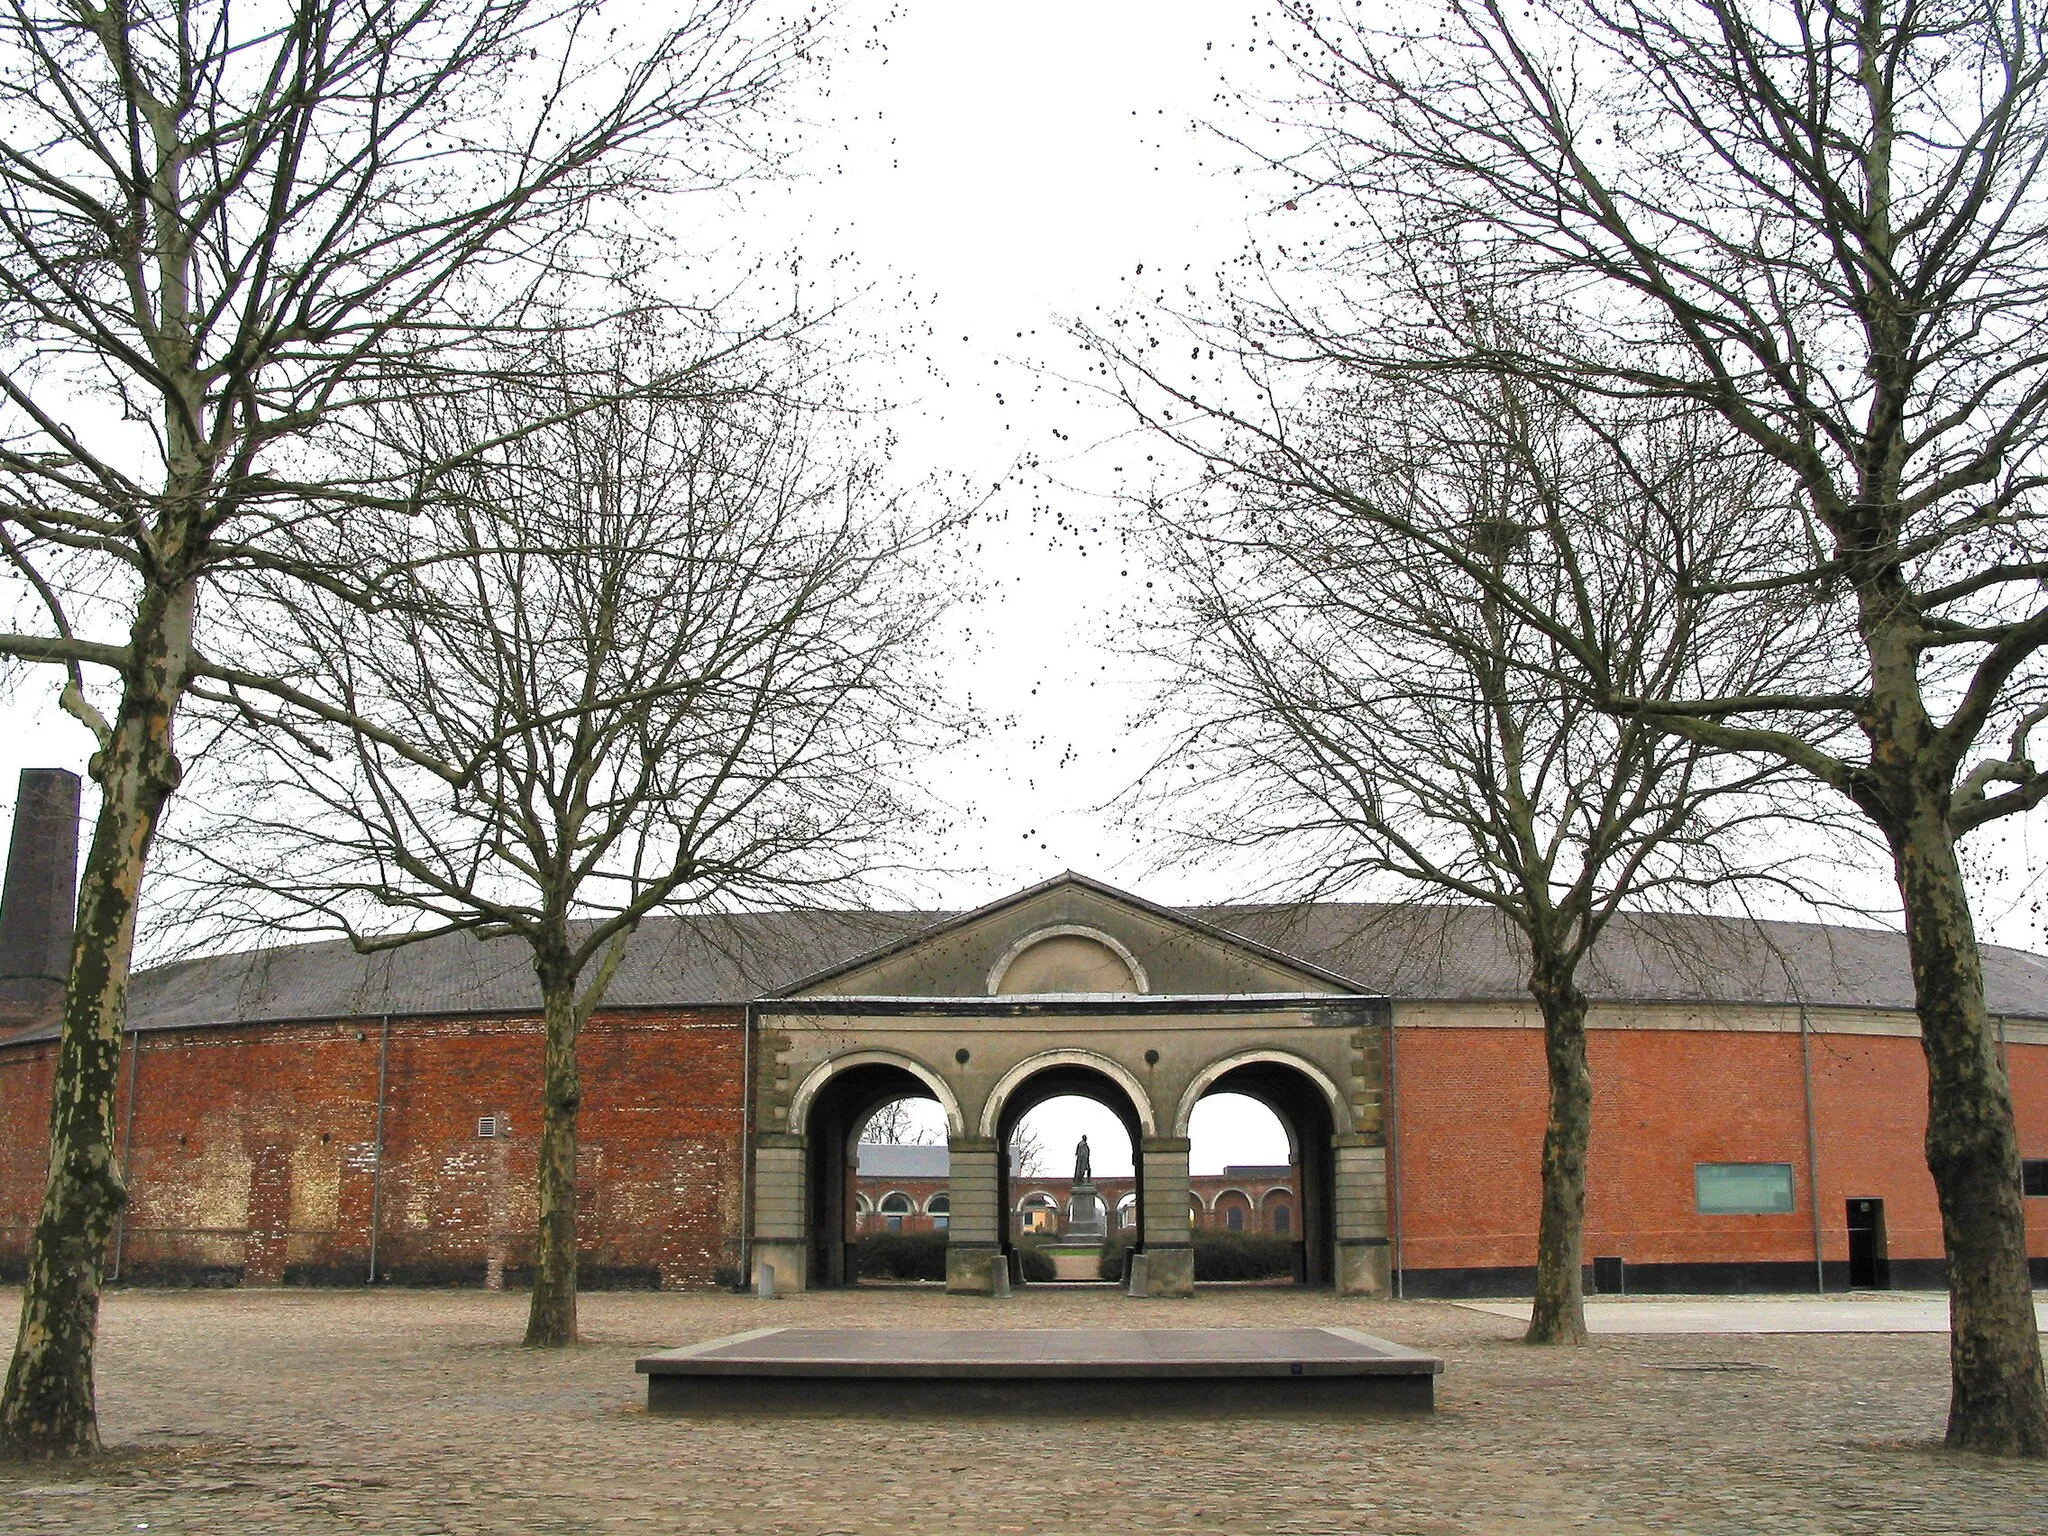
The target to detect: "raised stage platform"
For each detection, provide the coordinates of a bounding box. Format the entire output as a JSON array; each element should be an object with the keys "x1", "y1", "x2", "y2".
[{"x1": 636, "y1": 1326, "x2": 1443, "y2": 1414}]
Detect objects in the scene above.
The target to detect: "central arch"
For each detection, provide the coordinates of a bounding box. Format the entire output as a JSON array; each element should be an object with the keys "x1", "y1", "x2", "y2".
[
  {"x1": 979, "y1": 1049, "x2": 1155, "y2": 1138},
  {"x1": 982, "y1": 1050, "x2": 1156, "y2": 1280}
]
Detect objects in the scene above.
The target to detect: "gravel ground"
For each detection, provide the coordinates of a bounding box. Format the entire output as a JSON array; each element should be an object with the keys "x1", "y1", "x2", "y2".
[{"x1": 0, "y1": 1284, "x2": 2044, "y2": 1534}]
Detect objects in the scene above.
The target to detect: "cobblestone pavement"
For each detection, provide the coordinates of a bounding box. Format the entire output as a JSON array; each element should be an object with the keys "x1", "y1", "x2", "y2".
[
  {"x1": 1, "y1": 1285, "x2": 2045, "y2": 1534},
  {"x1": 1460, "y1": 1294, "x2": 2048, "y2": 1332}
]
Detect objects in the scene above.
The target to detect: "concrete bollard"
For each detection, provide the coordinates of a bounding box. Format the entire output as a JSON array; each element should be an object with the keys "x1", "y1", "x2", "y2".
[
  {"x1": 1126, "y1": 1252, "x2": 1150, "y2": 1299},
  {"x1": 755, "y1": 1262, "x2": 775, "y2": 1300},
  {"x1": 991, "y1": 1257, "x2": 1012, "y2": 1298}
]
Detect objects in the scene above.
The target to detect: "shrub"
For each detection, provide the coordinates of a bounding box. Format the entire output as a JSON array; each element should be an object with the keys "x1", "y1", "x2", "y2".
[
  {"x1": 851, "y1": 1234, "x2": 1065, "y2": 1284},
  {"x1": 1194, "y1": 1234, "x2": 1298, "y2": 1281},
  {"x1": 1097, "y1": 1233, "x2": 1139, "y2": 1282},
  {"x1": 852, "y1": 1232, "x2": 947, "y2": 1282},
  {"x1": 1011, "y1": 1240, "x2": 1058, "y2": 1282},
  {"x1": 1091, "y1": 1234, "x2": 1301, "y2": 1283}
]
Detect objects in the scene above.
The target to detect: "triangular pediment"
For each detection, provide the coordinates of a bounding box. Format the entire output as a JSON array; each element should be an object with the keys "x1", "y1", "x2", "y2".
[{"x1": 776, "y1": 873, "x2": 1363, "y2": 999}]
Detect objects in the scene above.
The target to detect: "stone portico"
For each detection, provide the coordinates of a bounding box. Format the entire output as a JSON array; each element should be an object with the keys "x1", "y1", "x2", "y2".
[{"x1": 747, "y1": 874, "x2": 1393, "y2": 1296}]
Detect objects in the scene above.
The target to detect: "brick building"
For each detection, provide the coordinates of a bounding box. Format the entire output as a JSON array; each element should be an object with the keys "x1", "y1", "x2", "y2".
[
  {"x1": 851, "y1": 1149, "x2": 1297, "y2": 1240},
  {"x1": 2, "y1": 778, "x2": 2046, "y2": 1297}
]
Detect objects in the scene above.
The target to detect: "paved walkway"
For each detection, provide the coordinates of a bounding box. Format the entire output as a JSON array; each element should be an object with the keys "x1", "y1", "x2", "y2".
[
  {"x1": 1, "y1": 1286, "x2": 2044, "y2": 1534},
  {"x1": 1462, "y1": 1293, "x2": 2048, "y2": 1334}
]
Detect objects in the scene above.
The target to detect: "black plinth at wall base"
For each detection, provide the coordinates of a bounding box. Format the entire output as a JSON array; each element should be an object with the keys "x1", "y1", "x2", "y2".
[{"x1": 636, "y1": 1326, "x2": 1443, "y2": 1415}]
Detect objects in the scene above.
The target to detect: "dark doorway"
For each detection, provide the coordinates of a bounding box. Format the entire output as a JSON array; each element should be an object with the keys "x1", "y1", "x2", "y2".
[
  {"x1": 1190, "y1": 1062, "x2": 1338, "y2": 1288},
  {"x1": 1846, "y1": 1197, "x2": 1889, "y2": 1289},
  {"x1": 802, "y1": 1063, "x2": 939, "y2": 1288}
]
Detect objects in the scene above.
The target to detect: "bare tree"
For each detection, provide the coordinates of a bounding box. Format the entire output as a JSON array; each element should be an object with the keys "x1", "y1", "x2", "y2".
[
  {"x1": 859, "y1": 1098, "x2": 945, "y2": 1146},
  {"x1": 1126, "y1": 350, "x2": 1833, "y2": 1342},
  {"x1": 1236, "y1": 0, "x2": 2048, "y2": 1455},
  {"x1": 168, "y1": 355, "x2": 958, "y2": 1347},
  {"x1": 0, "y1": 0, "x2": 812, "y2": 1455},
  {"x1": 1007, "y1": 1120, "x2": 1048, "y2": 1179}
]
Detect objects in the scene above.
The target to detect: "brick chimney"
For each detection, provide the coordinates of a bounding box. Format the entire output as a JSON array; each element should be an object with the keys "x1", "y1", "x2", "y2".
[{"x1": 0, "y1": 768, "x2": 81, "y2": 1031}]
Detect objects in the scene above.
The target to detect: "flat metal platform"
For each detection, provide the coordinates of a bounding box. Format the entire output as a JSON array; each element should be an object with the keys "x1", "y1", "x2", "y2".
[{"x1": 636, "y1": 1326, "x2": 1443, "y2": 1414}]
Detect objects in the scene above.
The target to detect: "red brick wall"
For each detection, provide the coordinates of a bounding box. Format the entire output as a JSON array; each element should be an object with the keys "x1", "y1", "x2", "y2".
[
  {"x1": 0, "y1": 1007, "x2": 746, "y2": 1289},
  {"x1": 0, "y1": 1042, "x2": 55, "y2": 1244},
  {"x1": 2013, "y1": 1030, "x2": 2048, "y2": 1258},
  {"x1": 1392, "y1": 1021, "x2": 2048, "y2": 1276},
  {"x1": 852, "y1": 1174, "x2": 952, "y2": 1234},
  {"x1": 847, "y1": 1172, "x2": 1300, "y2": 1237},
  {"x1": 6, "y1": 1008, "x2": 2043, "y2": 1290},
  {"x1": 1191, "y1": 1175, "x2": 1296, "y2": 1235}
]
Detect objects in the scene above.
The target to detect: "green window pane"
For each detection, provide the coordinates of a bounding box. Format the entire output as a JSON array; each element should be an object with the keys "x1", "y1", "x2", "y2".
[{"x1": 1695, "y1": 1162, "x2": 1795, "y2": 1215}]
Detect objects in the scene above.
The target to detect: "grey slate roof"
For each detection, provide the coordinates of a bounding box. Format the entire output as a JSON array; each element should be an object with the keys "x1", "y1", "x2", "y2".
[
  {"x1": 105, "y1": 908, "x2": 937, "y2": 1037},
  {"x1": 1209, "y1": 902, "x2": 2048, "y2": 1020},
  {"x1": 855, "y1": 1144, "x2": 951, "y2": 1178},
  {"x1": 12, "y1": 890, "x2": 2048, "y2": 1042}
]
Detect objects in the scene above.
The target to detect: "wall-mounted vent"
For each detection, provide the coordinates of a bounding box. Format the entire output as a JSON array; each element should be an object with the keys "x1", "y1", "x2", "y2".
[{"x1": 477, "y1": 1115, "x2": 508, "y2": 1139}]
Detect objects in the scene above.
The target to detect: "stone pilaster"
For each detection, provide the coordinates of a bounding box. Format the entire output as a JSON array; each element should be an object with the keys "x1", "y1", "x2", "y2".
[
  {"x1": 945, "y1": 1136, "x2": 1003, "y2": 1294},
  {"x1": 1139, "y1": 1135, "x2": 1194, "y2": 1298},
  {"x1": 1332, "y1": 1134, "x2": 1389, "y2": 1296},
  {"x1": 752, "y1": 1132, "x2": 808, "y2": 1293}
]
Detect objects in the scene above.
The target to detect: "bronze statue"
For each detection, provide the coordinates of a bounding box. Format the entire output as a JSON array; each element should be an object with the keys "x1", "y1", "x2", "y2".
[{"x1": 1074, "y1": 1133, "x2": 1092, "y2": 1184}]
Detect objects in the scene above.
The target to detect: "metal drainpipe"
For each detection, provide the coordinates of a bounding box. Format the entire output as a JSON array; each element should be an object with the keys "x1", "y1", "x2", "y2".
[
  {"x1": 367, "y1": 1013, "x2": 391, "y2": 1284},
  {"x1": 739, "y1": 998, "x2": 755, "y2": 1289},
  {"x1": 1799, "y1": 1004, "x2": 1825, "y2": 1294},
  {"x1": 111, "y1": 1028, "x2": 140, "y2": 1282},
  {"x1": 1386, "y1": 1008, "x2": 1405, "y2": 1300}
]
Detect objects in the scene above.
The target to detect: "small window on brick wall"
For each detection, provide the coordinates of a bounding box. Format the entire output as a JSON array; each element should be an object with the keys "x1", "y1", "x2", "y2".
[
  {"x1": 2023, "y1": 1160, "x2": 2048, "y2": 1197},
  {"x1": 1695, "y1": 1162, "x2": 1796, "y2": 1214}
]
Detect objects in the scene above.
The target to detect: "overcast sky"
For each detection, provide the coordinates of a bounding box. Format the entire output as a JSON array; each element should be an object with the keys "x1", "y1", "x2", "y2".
[
  {"x1": 742, "y1": 1, "x2": 1277, "y2": 909},
  {"x1": 0, "y1": 3, "x2": 2042, "y2": 1164},
  {"x1": 8, "y1": 1, "x2": 2038, "y2": 930}
]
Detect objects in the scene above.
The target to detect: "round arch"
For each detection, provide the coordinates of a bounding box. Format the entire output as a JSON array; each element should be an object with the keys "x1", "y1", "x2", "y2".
[
  {"x1": 985, "y1": 925, "x2": 1151, "y2": 995},
  {"x1": 1178, "y1": 1049, "x2": 1344, "y2": 1289},
  {"x1": 1172, "y1": 1049, "x2": 1349, "y2": 1138},
  {"x1": 978, "y1": 1049, "x2": 1157, "y2": 1139},
  {"x1": 789, "y1": 1049, "x2": 965, "y2": 1140}
]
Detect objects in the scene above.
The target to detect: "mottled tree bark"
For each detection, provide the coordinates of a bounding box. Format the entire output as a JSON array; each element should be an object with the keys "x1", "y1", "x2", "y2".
[
  {"x1": 1887, "y1": 797, "x2": 2048, "y2": 1455},
  {"x1": 1, "y1": 583, "x2": 191, "y2": 1458},
  {"x1": 1525, "y1": 960, "x2": 1592, "y2": 1346},
  {"x1": 523, "y1": 973, "x2": 582, "y2": 1348},
  {"x1": 1847, "y1": 582, "x2": 2048, "y2": 1456}
]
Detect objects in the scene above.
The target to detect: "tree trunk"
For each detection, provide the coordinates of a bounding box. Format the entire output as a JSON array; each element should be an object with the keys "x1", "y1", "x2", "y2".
[
  {"x1": 1891, "y1": 795, "x2": 2048, "y2": 1456},
  {"x1": 523, "y1": 977, "x2": 582, "y2": 1348},
  {"x1": 1525, "y1": 957, "x2": 1593, "y2": 1346},
  {"x1": 1, "y1": 594, "x2": 190, "y2": 1459}
]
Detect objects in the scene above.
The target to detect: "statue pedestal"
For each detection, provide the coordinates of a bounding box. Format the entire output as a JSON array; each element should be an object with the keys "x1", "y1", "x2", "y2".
[{"x1": 1065, "y1": 1180, "x2": 1107, "y2": 1242}]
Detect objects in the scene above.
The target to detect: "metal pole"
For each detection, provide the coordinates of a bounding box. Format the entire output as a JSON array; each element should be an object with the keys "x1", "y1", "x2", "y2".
[
  {"x1": 738, "y1": 998, "x2": 754, "y2": 1289},
  {"x1": 1799, "y1": 1005, "x2": 1825, "y2": 1294},
  {"x1": 1386, "y1": 1009, "x2": 1405, "y2": 1300},
  {"x1": 111, "y1": 1029, "x2": 140, "y2": 1281},
  {"x1": 367, "y1": 1013, "x2": 391, "y2": 1284}
]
